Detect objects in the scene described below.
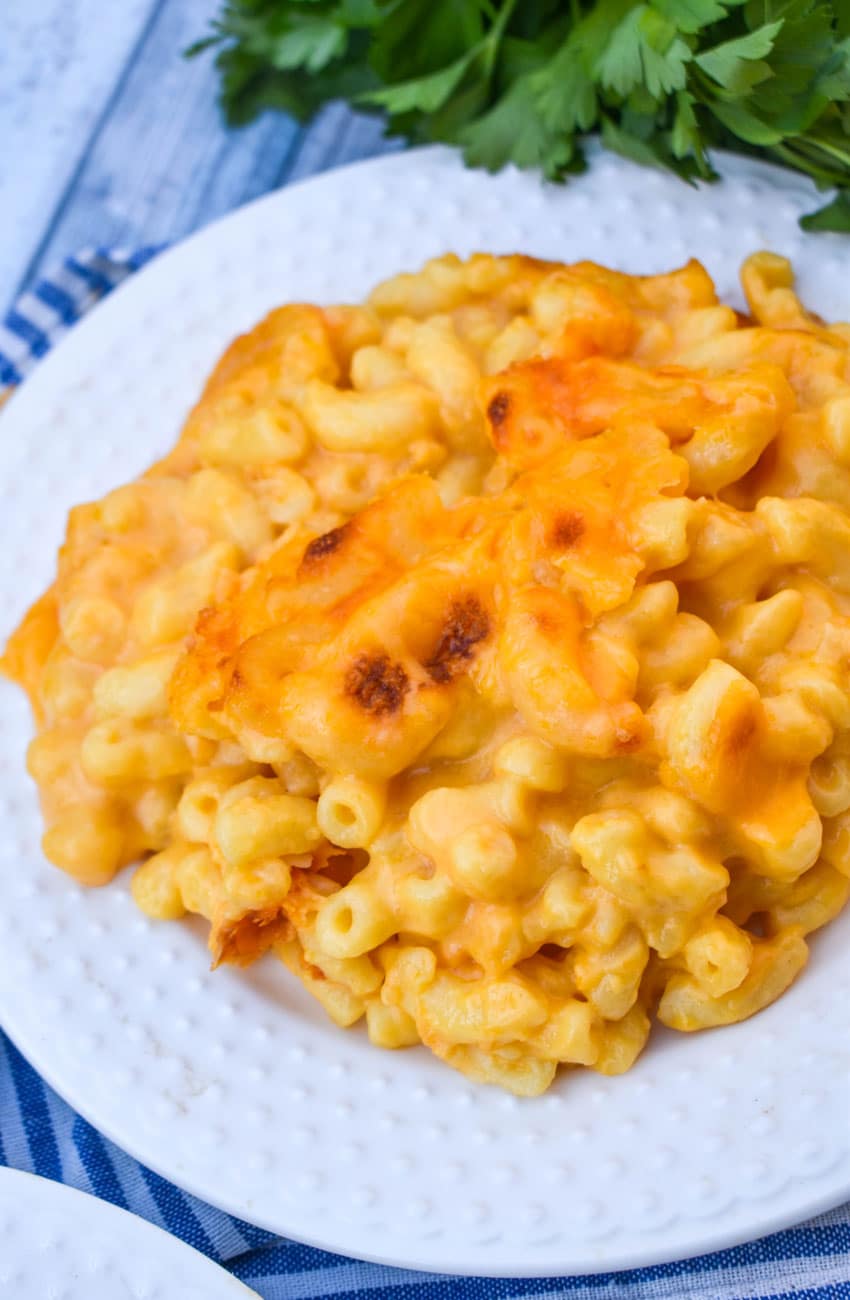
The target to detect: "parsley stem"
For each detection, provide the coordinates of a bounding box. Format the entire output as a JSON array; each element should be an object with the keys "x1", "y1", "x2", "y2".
[
  {"x1": 483, "y1": 0, "x2": 519, "y2": 75},
  {"x1": 772, "y1": 137, "x2": 850, "y2": 187},
  {"x1": 799, "y1": 134, "x2": 850, "y2": 172}
]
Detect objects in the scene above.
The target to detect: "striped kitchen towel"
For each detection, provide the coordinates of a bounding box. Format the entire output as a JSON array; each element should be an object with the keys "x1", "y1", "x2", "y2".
[{"x1": 0, "y1": 251, "x2": 849, "y2": 1300}]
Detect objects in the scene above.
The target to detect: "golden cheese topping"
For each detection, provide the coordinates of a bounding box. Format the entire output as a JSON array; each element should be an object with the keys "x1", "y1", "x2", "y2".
[{"x1": 4, "y1": 249, "x2": 850, "y2": 1095}]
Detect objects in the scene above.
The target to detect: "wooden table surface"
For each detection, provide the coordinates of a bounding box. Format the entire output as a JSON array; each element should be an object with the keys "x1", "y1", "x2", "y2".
[{"x1": 2, "y1": 0, "x2": 397, "y2": 317}]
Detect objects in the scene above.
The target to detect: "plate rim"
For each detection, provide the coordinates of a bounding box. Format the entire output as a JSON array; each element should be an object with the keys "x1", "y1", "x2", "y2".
[
  {"x1": 3, "y1": 1009, "x2": 849, "y2": 1279},
  {"x1": 0, "y1": 1166, "x2": 258, "y2": 1295}
]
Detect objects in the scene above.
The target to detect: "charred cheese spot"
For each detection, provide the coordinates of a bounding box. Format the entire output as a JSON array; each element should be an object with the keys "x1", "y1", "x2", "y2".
[
  {"x1": 345, "y1": 652, "x2": 409, "y2": 716},
  {"x1": 550, "y1": 510, "x2": 585, "y2": 549},
  {"x1": 425, "y1": 595, "x2": 490, "y2": 684},
  {"x1": 300, "y1": 523, "x2": 350, "y2": 569},
  {"x1": 487, "y1": 391, "x2": 510, "y2": 429}
]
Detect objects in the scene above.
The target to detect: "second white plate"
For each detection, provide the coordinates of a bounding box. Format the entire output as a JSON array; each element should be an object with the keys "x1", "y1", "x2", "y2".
[
  {"x1": 0, "y1": 146, "x2": 849, "y2": 1276},
  {"x1": 0, "y1": 1168, "x2": 256, "y2": 1298}
]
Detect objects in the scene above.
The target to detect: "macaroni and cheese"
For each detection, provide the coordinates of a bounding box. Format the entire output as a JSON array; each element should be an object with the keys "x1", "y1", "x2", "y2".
[{"x1": 5, "y1": 250, "x2": 850, "y2": 1094}]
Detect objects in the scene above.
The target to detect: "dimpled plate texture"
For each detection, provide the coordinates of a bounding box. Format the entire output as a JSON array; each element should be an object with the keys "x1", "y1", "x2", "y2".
[
  {"x1": 0, "y1": 1167, "x2": 257, "y2": 1298},
  {"x1": 0, "y1": 146, "x2": 849, "y2": 1278}
]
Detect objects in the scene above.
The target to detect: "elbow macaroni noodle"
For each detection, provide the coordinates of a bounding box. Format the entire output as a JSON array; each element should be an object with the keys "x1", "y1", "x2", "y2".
[{"x1": 5, "y1": 250, "x2": 850, "y2": 1094}]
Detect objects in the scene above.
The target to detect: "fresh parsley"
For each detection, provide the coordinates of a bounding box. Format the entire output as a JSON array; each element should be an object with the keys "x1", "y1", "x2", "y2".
[{"x1": 192, "y1": 0, "x2": 850, "y2": 232}]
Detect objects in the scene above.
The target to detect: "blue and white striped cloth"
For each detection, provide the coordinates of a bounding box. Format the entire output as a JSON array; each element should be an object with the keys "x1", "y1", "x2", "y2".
[{"x1": 1, "y1": 251, "x2": 849, "y2": 1300}]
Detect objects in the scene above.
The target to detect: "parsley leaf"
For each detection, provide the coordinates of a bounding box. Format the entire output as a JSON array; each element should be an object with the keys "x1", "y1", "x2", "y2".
[
  {"x1": 597, "y1": 7, "x2": 691, "y2": 101},
  {"x1": 695, "y1": 20, "x2": 784, "y2": 92},
  {"x1": 461, "y1": 77, "x2": 583, "y2": 177},
  {"x1": 267, "y1": 14, "x2": 347, "y2": 72},
  {"x1": 360, "y1": 48, "x2": 481, "y2": 115},
  {"x1": 651, "y1": 0, "x2": 737, "y2": 36}
]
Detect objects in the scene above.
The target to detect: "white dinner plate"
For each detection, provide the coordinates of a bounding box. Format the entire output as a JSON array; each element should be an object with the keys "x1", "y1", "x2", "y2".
[
  {"x1": 0, "y1": 1167, "x2": 256, "y2": 1298},
  {"x1": 0, "y1": 145, "x2": 848, "y2": 1277}
]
